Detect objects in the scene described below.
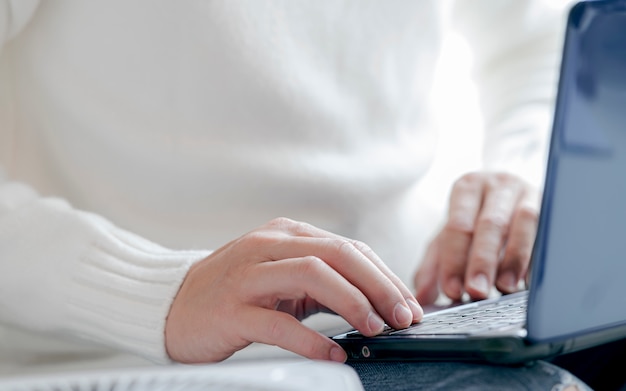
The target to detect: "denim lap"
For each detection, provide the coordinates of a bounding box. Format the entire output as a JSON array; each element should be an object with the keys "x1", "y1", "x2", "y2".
[{"x1": 348, "y1": 360, "x2": 592, "y2": 391}]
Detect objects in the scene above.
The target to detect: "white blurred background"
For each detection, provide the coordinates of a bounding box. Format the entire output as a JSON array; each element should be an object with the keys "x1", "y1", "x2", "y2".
[{"x1": 416, "y1": 31, "x2": 484, "y2": 224}]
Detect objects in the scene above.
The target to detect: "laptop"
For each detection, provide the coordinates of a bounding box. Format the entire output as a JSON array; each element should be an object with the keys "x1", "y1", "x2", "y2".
[{"x1": 332, "y1": 0, "x2": 626, "y2": 364}]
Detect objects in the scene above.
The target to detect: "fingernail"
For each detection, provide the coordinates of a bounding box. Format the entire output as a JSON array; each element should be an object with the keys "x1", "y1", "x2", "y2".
[
  {"x1": 330, "y1": 346, "x2": 347, "y2": 362},
  {"x1": 367, "y1": 311, "x2": 385, "y2": 334},
  {"x1": 393, "y1": 303, "x2": 413, "y2": 327},
  {"x1": 498, "y1": 271, "x2": 518, "y2": 292},
  {"x1": 406, "y1": 298, "x2": 423, "y2": 321},
  {"x1": 469, "y1": 273, "x2": 489, "y2": 297}
]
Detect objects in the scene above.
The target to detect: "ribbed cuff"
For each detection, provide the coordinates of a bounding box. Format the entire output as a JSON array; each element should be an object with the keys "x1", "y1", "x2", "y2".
[
  {"x1": 0, "y1": 191, "x2": 209, "y2": 363},
  {"x1": 66, "y1": 225, "x2": 209, "y2": 363}
]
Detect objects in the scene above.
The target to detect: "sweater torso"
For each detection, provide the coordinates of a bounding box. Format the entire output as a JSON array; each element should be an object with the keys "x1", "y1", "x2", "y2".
[{"x1": 2, "y1": 1, "x2": 441, "y2": 265}]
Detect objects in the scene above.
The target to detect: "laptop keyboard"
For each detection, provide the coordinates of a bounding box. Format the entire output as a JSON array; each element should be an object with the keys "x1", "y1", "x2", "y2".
[{"x1": 346, "y1": 292, "x2": 528, "y2": 338}]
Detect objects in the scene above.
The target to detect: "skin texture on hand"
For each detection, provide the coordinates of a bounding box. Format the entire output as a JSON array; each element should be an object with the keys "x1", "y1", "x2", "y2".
[
  {"x1": 414, "y1": 172, "x2": 540, "y2": 304},
  {"x1": 165, "y1": 217, "x2": 423, "y2": 364}
]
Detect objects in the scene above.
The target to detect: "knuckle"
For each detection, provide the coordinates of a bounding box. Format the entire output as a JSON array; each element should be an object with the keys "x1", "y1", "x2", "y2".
[
  {"x1": 346, "y1": 299, "x2": 370, "y2": 322},
  {"x1": 492, "y1": 171, "x2": 514, "y2": 184},
  {"x1": 301, "y1": 340, "x2": 324, "y2": 359},
  {"x1": 435, "y1": 233, "x2": 470, "y2": 268},
  {"x1": 304, "y1": 343, "x2": 327, "y2": 357},
  {"x1": 268, "y1": 217, "x2": 316, "y2": 236},
  {"x1": 444, "y1": 217, "x2": 473, "y2": 233},
  {"x1": 338, "y1": 239, "x2": 358, "y2": 255},
  {"x1": 327, "y1": 238, "x2": 359, "y2": 259},
  {"x1": 476, "y1": 213, "x2": 509, "y2": 233},
  {"x1": 297, "y1": 256, "x2": 327, "y2": 277},
  {"x1": 453, "y1": 172, "x2": 482, "y2": 191},
  {"x1": 471, "y1": 250, "x2": 497, "y2": 269},
  {"x1": 351, "y1": 240, "x2": 373, "y2": 255},
  {"x1": 267, "y1": 217, "x2": 297, "y2": 229},
  {"x1": 334, "y1": 239, "x2": 378, "y2": 266},
  {"x1": 487, "y1": 172, "x2": 526, "y2": 190},
  {"x1": 439, "y1": 252, "x2": 467, "y2": 274},
  {"x1": 460, "y1": 171, "x2": 483, "y2": 183},
  {"x1": 267, "y1": 317, "x2": 287, "y2": 341},
  {"x1": 472, "y1": 253, "x2": 496, "y2": 272},
  {"x1": 240, "y1": 230, "x2": 278, "y2": 248},
  {"x1": 441, "y1": 254, "x2": 463, "y2": 269}
]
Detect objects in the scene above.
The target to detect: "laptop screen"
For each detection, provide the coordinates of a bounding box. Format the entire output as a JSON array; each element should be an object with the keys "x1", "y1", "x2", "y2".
[{"x1": 528, "y1": 0, "x2": 626, "y2": 342}]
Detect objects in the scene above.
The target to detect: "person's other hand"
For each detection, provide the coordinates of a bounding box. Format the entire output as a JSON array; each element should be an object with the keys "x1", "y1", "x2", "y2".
[
  {"x1": 414, "y1": 172, "x2": 540, "y2": 305},
  {"x1": 165, "y1": 217, "x2": 423, "y2": 363}
]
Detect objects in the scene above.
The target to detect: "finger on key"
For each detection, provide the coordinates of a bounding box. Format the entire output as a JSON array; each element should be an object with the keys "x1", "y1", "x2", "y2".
[
  {"x1": 268, "y1": 219, "x2": 422, "y2": 322},
  {"x1": 240, "y1": 306, "x2": 348, "y2": 362},
  {"x1": 438, "y1": 174, "x2": 484, "y2": 300},
  {"x1": 278, "y1": 237, "x2": 415, "y2": 329},
  {"x1": 246, "y1": 257, "x2": 386, "y2": 336},
  {"x1": 496, "y1": 188, "x2": 540, "y2": 293},
  {"x1": 465, "y1": 183, "x2": 520, "y2": 299}
]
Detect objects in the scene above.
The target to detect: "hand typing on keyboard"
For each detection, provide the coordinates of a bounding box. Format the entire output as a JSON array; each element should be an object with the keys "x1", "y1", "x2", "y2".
[
  {"x1": 165, "y1": 218, "x2": 423, "y2": 364},
  {"x1": 413, "y1": 172, "x2": 540, "y2": 304}
]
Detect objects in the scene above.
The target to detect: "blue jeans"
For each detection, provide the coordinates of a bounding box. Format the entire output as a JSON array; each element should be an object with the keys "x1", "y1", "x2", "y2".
[{"x1": 348, "y1": 361, "x2": 591, "y2": 391}]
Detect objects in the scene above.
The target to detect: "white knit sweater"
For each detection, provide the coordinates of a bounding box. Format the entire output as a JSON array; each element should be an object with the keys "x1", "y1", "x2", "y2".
[{"x1": 0, "y1": 0, "x2": 568, "y2": 371}]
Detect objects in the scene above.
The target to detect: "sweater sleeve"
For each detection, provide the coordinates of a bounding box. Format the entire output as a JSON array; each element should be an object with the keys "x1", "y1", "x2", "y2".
[
  {"x1": 451, "y1": 0, "x2": 572, "y2": 189},
  {"x1": 0, "y1": 179, "x2": 209, "y2": 363},
  {"x1": 0, "y1": 0, "x2": 210, "y2": 363}
]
